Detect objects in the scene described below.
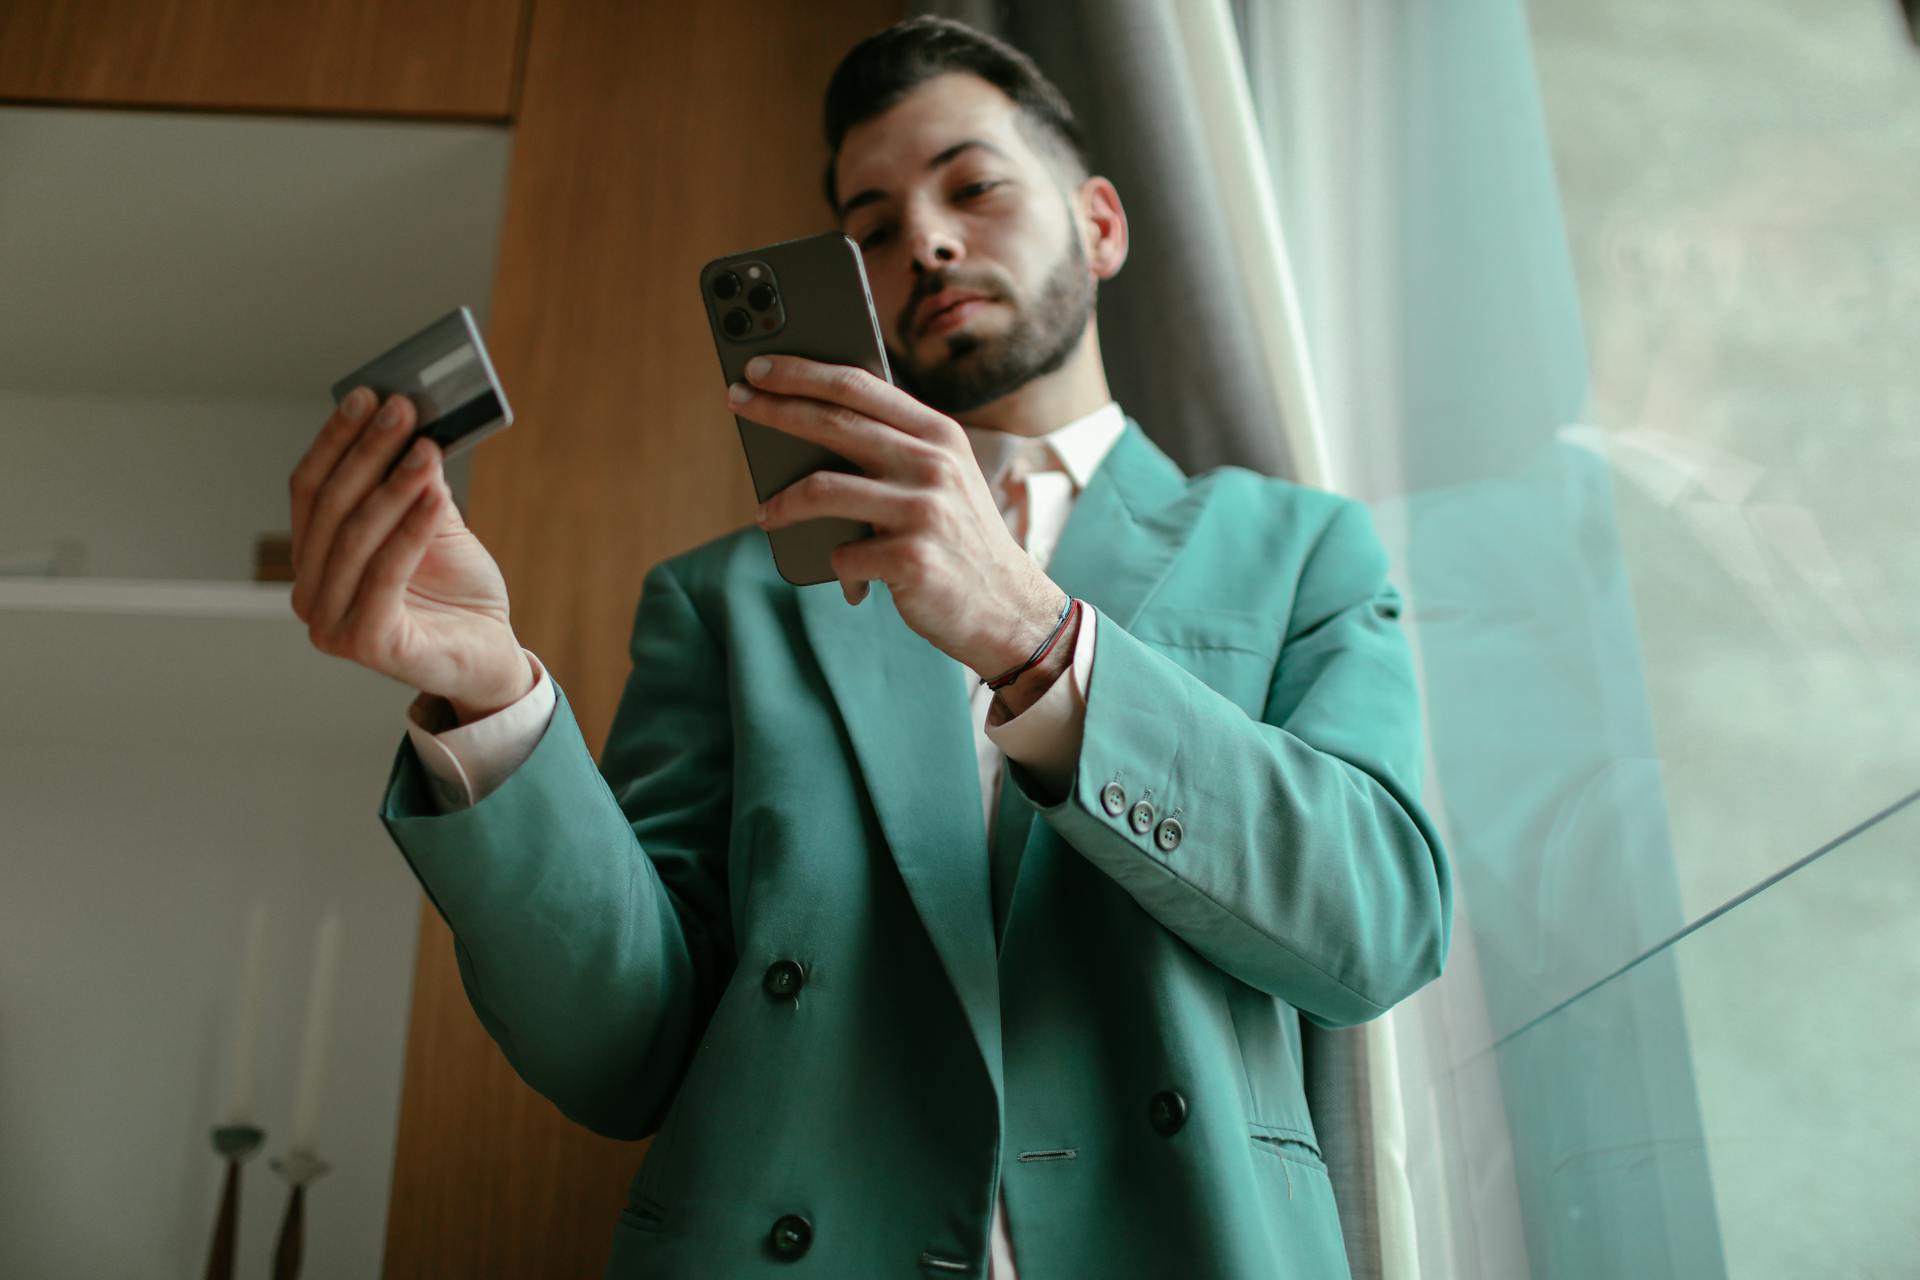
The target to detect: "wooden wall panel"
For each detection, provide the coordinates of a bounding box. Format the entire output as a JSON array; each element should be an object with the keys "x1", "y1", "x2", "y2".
[
  {"x1": 382, "y1": 1, "x2": 901, "y2": 1275},
  {"x1": 0, "y1": 0, "x2": 528, "y2": 118}
]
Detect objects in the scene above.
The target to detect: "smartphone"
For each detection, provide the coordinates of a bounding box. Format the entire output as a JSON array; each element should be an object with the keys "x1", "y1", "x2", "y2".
[
  {"x1": 331, "y1": 306, "x2": 513, "y2": 480},
  {"x1": 699, "y1": 232, "x2": 892, "y2": 586}
]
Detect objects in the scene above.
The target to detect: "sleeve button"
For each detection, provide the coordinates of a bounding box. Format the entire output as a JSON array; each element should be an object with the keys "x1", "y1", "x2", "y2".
[
  {"x1": 1101, "y1": 782, "x2": 1127, "y2": 816},
  {"x1": 1128, "y1": 799, "x2": 1156, "y2": 834},
  {"x1": 1154, "y1": 817, "x2": 1183, "y2": 852}
]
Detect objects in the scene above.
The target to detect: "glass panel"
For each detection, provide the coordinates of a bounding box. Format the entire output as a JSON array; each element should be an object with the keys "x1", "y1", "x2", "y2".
[
  {"x1": 1523, "y1": 0, "x2": 1920, "y2": 935},
  {"x1": 1241, "y1": 0, "x2": 1920, "y2": 1043},
  {"x1": 1424, "y1": 789, "x2": 1920, "y2": 1278},
  {"x1": 1237, "y1": 6, "x2": 1919, "y2": 1275}
]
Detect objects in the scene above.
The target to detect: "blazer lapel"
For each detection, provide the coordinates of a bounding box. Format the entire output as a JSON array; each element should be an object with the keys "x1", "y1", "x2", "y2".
[
  {"x1": 797, "y1": 575, "x2": 1003, "y2": 1098},
  {"x1": 1043, "y1": 415, "x2": 1194, "y2": 632},
  {"x1": 796, "y1": 415, "x2": 1199, "y2": 1093}
]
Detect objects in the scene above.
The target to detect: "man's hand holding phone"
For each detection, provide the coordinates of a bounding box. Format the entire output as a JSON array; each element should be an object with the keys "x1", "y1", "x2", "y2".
[
  {"x1": 729, "y1": 353, "x2": 1073, "y2": 693},
  {"x1": 288, "y1": 388, "x2": 533, "y2": 723}
]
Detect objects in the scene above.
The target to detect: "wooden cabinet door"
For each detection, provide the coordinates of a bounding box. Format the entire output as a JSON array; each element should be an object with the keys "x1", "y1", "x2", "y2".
[{"x1": 0, "y1": 0, "x2": 527, "y2": 118}]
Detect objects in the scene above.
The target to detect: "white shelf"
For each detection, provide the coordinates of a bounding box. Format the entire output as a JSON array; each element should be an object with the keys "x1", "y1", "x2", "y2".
[{"x1": 0, "y1": 576, "x2": 294, "y2": 618}]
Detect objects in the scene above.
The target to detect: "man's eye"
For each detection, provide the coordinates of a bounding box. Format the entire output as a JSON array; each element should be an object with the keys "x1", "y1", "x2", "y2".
[
  {"x1": 957, "y1": 180, "x2": 1003, "y2": 200},
  {"x1": 859, "y1": 226, "x2": 893, "y2": 250}
]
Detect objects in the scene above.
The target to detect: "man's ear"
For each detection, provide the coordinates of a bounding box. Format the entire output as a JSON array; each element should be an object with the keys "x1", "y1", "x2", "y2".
[{"x1": 1077, "y1": 176, "x2": 1129, "y2": 280}]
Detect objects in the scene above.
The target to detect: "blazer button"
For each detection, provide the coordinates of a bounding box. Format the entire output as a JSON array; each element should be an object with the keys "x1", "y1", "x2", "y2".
[
  {"x1": 1148, "y1": 1089, "x2": 1188, "y2": 1136},
  {"x1": 763, "y1": 959, "x2": 806, "y2": 1000},
  {"x1": 1154, "y1": 817, "x2": 1183, "y2": 852},
  {"x1": 1101, "y1": 782, "x2": 1127, "y2": 816},
  {"x1": 1128, "y1": 799, "x2": 1156, "y2": 835},
  {"x1": 769, "y1": 1213, "x2": 812, "y2": 1258}
]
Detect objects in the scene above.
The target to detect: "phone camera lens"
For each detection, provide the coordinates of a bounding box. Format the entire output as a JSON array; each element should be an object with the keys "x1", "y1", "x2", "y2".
[
  {"x1": 713, "y1": 271, "x2": 742, "y2": 301},
  {"x1": 722, "y1": 307, "x2": 752, "y2": 338},
  {"x1": 747, "y1": 283, "x2": 777, "y2": 311}
]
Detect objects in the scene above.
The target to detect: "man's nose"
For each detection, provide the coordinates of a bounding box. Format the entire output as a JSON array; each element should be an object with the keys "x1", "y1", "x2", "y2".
[{"x1": 907, "y1": 224, "x2": 962, "y2": 276}]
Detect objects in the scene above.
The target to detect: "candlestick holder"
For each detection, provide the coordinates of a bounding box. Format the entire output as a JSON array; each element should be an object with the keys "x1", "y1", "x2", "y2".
[
  {"x1": 204, "y1": 1124, "x2": 265, "y2": 1280},
  {"x1": 267, "y1": 1147, "x2": 331, "y2": 1280}
]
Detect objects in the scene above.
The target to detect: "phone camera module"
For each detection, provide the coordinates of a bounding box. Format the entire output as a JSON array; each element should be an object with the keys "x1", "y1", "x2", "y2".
[
  {"x1": 747, "y1": 282, "x2": 777, "y2": 311},
  {"x1": 722, "y1": 307, "x2": 752, "y2": 339},
  {"x1": 712, "y1": 271, "x2": 742, "y2": 301}
]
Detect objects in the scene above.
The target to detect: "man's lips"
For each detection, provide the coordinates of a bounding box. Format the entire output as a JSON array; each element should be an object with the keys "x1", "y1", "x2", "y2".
[{"x1": 915, "y1": 290, "x2": 993, "y2": 335}]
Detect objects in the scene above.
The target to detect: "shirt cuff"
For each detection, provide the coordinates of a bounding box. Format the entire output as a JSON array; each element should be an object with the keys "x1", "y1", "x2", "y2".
[
  {"x1": 984, "y1": 604, "x2": 1097, "y2": 798},
  {"x1": 403, "y1": 649, "x2": 555, "y2": 812}
]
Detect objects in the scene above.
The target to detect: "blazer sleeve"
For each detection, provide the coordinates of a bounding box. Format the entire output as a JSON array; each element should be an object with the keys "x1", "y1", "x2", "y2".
[
  {"x1": 1008, "y1": 497, "x2": 1452, "y2": 1029},
  {"x1": 377, "y1": 558, "x2": 733, "y2": 1140}
]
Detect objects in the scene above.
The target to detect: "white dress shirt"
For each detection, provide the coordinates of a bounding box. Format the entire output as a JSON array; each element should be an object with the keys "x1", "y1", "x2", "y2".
[{"x1": 403, "y1": 401, "x2": 1131, "y2": 1279}]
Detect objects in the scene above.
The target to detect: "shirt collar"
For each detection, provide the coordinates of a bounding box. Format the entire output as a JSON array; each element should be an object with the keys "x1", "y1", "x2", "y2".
[{"x1": 960, "y1": 400, "x2": 1128, "y2": 493}]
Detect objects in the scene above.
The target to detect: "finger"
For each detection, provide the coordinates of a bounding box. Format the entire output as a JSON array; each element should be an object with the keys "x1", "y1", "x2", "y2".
[
  {"x1": 838, "y1": 572, "x2": 872, "y2": 606},
  {"x1": 345, "y1": 470, "x2": 450, "y2": 644},
  {"x1": 292, "y1": 393, "x2": 418, "y2": 621},
  {"x1": 829, "y1": 531, "x2": 907, "y2": 591},
  {"x1": 742, "y1": 355, "x2": 955, "y2": 442},
  {"x1": 759, "y1": 468, "x2": 924, "y2": 533},
  {"x1": 728, "y1": 381, "x2": 918, "y2": 477},
  {"x1": 309, "y1": 437, "x2": 441, "y2": 634},
  {"x1": 290, "y1": 386, "x2": 378, "y2": 566}
]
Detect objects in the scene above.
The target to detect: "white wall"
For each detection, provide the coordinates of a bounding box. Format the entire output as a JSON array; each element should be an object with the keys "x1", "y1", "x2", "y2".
[
  {"x1": 0, "y1": 104, "x2": 508, "y2": 581},
  {"x1": 0, "y1": 389, "x2": 474, "y2": 580},
  {"x1": 1, "y1": 587, "x2": 428, "y2": 1278}
]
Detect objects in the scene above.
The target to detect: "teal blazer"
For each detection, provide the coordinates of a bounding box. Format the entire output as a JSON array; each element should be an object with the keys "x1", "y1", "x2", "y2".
[{"x1": 379, "y1": 416, "x2": 1451, "y2": 1279}]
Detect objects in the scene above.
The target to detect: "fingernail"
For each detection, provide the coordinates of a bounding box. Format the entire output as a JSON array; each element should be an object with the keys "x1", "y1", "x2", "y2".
[
  {"x1": 403, "y1": 438, "x2": 431, "y2": 469},
  {"x1": 728, "y1": 382, "x2": 753, "y2": 405},
  {"x1": 341, "y1": 387, "x2": 372, "y2": 422},
  {"x1": 754, "y1": 502, "x2": 767, "y2": 524},
  {"x1": 377, "y1": 397, "x2": 408, "y2": 430},
  {"x1": 746, "y1": 355, "x2": 772, "y2": 379}
]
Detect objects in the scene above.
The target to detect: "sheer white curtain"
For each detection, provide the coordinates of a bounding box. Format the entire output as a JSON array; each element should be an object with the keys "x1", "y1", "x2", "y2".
[
  {"x1": 1229, "y1": 5, "x2": 1728, "y2": 1278},
  {"x1": 1171, "y1": 5, "x2": 1455, "y2": 1275},
  {"x1": 1162, "y1": 0, "x2": 1332, "y2": 492},
  {"x1": 1219, "y1": 3, "x2": 1556, "y2": 1276},
  {"x1": 1229, "y1": 2, "x2": 1405, "y2": 505}
]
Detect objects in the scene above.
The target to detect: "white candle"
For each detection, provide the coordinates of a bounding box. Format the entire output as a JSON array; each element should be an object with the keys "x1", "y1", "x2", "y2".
[
  {"x1": 228, "y1": 898, "x2": 270, "y2": 1123},
  {"x1": 289, "y1": 907, "x2": 341, "y2": 1148}
]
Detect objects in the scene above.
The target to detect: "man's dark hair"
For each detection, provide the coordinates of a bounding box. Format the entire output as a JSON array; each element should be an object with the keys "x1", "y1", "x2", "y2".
[{"x1": 821, "y1": 16, "x2": 1091, "y2": 215}]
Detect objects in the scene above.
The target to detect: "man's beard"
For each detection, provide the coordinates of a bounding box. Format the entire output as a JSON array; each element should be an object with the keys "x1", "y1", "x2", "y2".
[{"x1": 888, "y1": 232, "x2": 1095, "y2": 417}]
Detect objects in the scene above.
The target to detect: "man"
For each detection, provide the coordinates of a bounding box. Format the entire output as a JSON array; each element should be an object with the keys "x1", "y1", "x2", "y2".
[{"x1": 289, "y1": 16, "x2": 1450, "y2": 1278}]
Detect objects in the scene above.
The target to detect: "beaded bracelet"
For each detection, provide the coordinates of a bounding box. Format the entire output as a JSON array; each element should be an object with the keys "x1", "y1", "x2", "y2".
[{"x1": 981, "y1": 594, "x2": 1079, "y2": 691}]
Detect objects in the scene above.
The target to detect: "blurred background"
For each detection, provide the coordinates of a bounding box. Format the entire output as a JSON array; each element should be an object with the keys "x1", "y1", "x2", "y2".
[{"x1": 1, "y1": 0, "x2": 1914, "y2": 1276}]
